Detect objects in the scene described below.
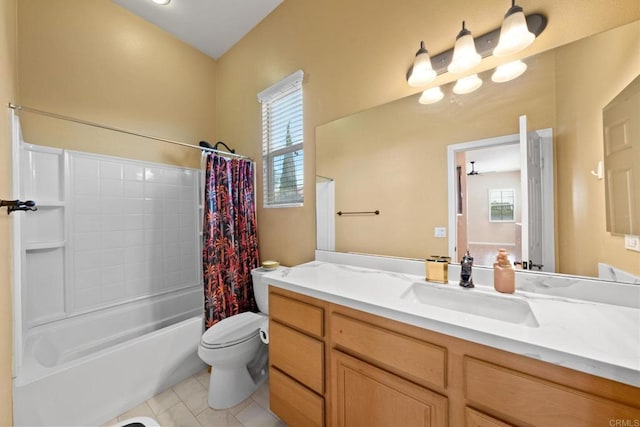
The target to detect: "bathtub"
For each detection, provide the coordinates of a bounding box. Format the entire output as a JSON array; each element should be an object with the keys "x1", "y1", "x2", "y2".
[{"x1": 13, "y1": 287, "x2": 207, "y2": 427}]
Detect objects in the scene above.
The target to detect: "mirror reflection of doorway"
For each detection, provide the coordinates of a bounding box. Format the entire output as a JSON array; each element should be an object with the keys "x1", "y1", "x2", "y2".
[
  {"x1": 456, "y1": 143, "x2": 522, "y2": 266},
  {"x1": 448, "y1": 126, "x2": 554, "y2": 271}
]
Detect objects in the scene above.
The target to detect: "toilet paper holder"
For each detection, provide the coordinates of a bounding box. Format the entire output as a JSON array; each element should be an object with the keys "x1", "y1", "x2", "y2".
[{"x1": 259, "y1": 320, "x2": 269, "y2": 344}]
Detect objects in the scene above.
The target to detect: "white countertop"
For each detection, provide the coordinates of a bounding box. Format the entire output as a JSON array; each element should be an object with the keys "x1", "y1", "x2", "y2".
[{"x1": 264, "y1": 258, "x2": 640, "y2": 387}]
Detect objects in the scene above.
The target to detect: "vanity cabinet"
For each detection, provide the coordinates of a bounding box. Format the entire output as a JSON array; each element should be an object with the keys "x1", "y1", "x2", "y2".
[
  {"x1": 329, "y1": 303, "x2": 640, "y2": 426},
  {"x1": 268, "y1": 287, "x2": 328, "y2": 427},
  {"x1": 269, "y1": 288, "x2": 640, "y2": 426},
  {"x1": 329, "y1": 308, "x2": 449, "y2": 427}
]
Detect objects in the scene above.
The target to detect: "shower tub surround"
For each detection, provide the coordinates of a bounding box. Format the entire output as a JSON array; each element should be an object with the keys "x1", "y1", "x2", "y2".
[
  {"x1": 12, "y1": 139, "x2": 205, "y2": 425},
  {"x1": 265, "y1": 250, "x2": 640, "y2": 387}
]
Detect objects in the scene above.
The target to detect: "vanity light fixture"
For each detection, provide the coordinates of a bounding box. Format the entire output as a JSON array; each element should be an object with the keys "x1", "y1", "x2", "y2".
[
  {"x1": 152, "y1": 0, "x2": 171, "y2": 5},
  {"x1": 407, "y1": 41, "x2": 437, "y2": 87},
  {"x1": 447, "y1": 21, "x2": 481, "y2": 74},
  {"x1": 405, "y1": 9, "x2": 545, "y2": 85},
  {"x1": 493, "y1": 0, "x2": 536, "y2": 57},
  {"x1": 419, "y1": 86, "x2": 445, "y2": 105},
  {"x1": 453, "y1": 74, "x2": 483, "y2": 95},
  {"x1": 491, "y1": 59, "x2": 527, "y2": 82}
]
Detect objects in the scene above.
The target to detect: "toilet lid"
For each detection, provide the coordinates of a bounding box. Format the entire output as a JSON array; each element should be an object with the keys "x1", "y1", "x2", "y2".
[{"x1": 201, "y1": 312, "x2": 266, "y2": 349}]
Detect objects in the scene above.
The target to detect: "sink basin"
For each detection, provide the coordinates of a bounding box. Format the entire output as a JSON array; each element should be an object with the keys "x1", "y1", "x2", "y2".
[{"x1": 400, "y1": 283, "x2": 539, "y2": 327}]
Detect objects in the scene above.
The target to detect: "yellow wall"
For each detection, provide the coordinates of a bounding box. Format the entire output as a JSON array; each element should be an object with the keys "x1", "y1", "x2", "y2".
[
  {"x1": 17, "y1": 0, "x2": 217, "y2": 168},
  {"x1": 0, "y1": 0, "x2": 17, "y2": 423},
  {"x1": 215, "y1": 0, "x2": 640, "y2": 266}
]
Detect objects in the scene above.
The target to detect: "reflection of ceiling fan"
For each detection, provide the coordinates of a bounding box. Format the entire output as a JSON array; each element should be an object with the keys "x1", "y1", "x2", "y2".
[{"x1": 467, "y1": 161, "x2": 480, "y2": 176}]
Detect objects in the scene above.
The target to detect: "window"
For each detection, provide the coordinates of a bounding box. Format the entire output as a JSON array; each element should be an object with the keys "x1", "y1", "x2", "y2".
[
  {"x1": 489, "y1": 188, "x2": 515, "y2": 221},
  {"x1": 258, "y1": 70, "x2": 304, "y2": 207}
]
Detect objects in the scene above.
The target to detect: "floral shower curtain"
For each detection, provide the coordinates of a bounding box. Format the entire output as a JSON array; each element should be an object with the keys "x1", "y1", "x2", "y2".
[{"x1": 202, "y1": 154, "x2": 260, "y2": 328}]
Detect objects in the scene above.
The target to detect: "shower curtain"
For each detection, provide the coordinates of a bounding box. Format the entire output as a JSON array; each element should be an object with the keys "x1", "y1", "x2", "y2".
[{"x1": 202, "y1": 154, "x2": 260, "y2": 328}]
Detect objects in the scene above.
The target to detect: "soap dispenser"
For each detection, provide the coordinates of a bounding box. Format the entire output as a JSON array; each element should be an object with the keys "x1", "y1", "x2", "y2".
[
  {"x1": 459, "y1": 250, "x2": 474, "y2": 288},
  {"x1": 493, "y1": 248, "x2": 515, "y2": 293}
]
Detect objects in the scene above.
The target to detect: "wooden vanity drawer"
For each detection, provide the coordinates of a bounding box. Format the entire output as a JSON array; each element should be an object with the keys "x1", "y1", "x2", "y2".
[
  {"x1": 331, "y1": 313, "x2": 447, "y2": 389},
  {"x1": 270, "y1": 367, "x2": 324, "y2": 427},
  {"x1": 270, "y1": 320, "x2": 324, "y2": 394},
  {"x1": 464, "y1": 407, "x2": 513, "y2": 427},
  {"x1": 269, "y1": 291, "x2": 324, "y2": 338},
  {"x1": 464, "y1": 356, "x2": 640, "y2": 426}
]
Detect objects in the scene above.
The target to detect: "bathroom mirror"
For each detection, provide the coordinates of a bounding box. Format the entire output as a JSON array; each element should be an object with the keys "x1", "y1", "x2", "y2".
[{"x1": 315, "y1": 20, "x2": 640, "y2": 283}]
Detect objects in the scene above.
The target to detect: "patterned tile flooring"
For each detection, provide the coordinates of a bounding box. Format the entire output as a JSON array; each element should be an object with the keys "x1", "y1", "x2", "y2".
[{"x1": 102, "y1": 369, "x2": 285, "y2": 427}]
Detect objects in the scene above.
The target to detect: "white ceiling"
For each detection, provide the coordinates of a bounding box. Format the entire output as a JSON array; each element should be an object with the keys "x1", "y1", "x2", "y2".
[
  {"x1": 465, "y1": 143, "x2": 521, "y2": 175},
  {"x1": 112, "y1": 0, "x2": 283, "y2": 59}
]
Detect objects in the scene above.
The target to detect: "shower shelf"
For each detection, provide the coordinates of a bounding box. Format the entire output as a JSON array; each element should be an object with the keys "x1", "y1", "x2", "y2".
[
  {"x1": 34, "y1": 201, "x2": 65, "y2": 207},
  {"x1": 25, "y1": 241, "x2": 65, "y2": 251}
]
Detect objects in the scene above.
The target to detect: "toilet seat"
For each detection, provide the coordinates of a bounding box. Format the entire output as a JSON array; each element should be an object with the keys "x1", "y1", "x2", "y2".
[{"x1": 200, "y1": 312, "x2": 266, "y2": 349}]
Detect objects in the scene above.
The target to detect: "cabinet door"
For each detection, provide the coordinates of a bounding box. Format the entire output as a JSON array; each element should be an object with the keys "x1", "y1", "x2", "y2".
[
  {"x1": 333, "y1": 351, "x2": 447, "y2": 427},
  {"x1": 465, "y1": 407, "x2": 513, "y2": 427}
]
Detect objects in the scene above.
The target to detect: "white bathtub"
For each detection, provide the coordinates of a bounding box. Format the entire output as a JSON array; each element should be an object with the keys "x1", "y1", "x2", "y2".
[{"x1": 13, "y1": 287, "x2": 206, "y2": 427}]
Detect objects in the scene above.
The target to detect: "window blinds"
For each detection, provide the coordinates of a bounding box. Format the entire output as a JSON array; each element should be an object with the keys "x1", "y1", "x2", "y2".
[{"x1": 258, "y1": 70, "x2": 304, "y2": 207}]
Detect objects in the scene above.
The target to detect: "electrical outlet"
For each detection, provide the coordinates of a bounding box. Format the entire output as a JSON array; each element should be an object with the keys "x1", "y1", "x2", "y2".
[
  {"x1": 624, "y1": 235, "x2": 640, "y2": 252},
  {"x1": 434, "y1": 227, "x2": 446, "y2": 238}
]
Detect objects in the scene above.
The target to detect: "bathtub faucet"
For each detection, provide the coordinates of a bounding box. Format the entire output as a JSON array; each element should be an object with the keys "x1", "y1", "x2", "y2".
[{"x1": 1, "y1": 199, "x2": 38, "y2": 214}]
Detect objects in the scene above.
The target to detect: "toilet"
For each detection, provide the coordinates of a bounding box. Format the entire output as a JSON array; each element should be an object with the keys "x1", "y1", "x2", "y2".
[{"x1": 197, "y1": 266, "x2": 282, "y2": 409}]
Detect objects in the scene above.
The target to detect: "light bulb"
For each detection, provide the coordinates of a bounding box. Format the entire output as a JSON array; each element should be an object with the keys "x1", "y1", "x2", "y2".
[
  {"x1": 448, "y1": 21, "x2": 481, "y2": 74},
  {"x1": 494, "y1": 1, "x2": 535, "y2": 57},
  {"x1": 491, "y1": 60, "x2": 527, "y2": 82},
  {"x1": 152, "y1": 0, "x2": 171, "y2": 5},
  {"x1": 453, "y1": 74, "x2": 483, "y2": 95},
  {"x1": 408, "y1": 41, "x2": 437, "y2": 87},
  {"x1": 419, "y1": 87, "x2": 444, "y2": 105}
]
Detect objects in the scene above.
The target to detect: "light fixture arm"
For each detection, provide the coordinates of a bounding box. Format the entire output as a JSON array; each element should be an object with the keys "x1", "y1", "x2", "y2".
[
  {"x1": 504, "y1": 0, "x2": 523, "y2": 19},
  {"x1": 456, "y1": 21, "x2": 471, "y2": 40},
  {"x1": 416, "y1": 40, "x2": 428, "y2": 56},
  {"x1": 406, "y1": 13, "x2": 546, "y2": 81}
]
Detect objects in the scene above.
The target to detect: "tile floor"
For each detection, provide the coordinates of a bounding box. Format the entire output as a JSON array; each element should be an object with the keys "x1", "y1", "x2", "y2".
[{"x1": 102, "y1": 369, "x2": 285, "y2": 427}]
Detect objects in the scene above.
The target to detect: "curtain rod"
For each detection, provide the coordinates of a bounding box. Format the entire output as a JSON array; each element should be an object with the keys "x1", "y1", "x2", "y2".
[{"x1": 8, "y1": 103, "x2": 252, "y2": 161}]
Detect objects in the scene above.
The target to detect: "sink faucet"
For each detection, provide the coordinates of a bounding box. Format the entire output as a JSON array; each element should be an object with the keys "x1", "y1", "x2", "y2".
[
  {"x1": 529, "y1": 260, "x2": 544, "y2": 271},
  {"x1": 459, "y1": 250, "x2": 474, "y2": 288}
]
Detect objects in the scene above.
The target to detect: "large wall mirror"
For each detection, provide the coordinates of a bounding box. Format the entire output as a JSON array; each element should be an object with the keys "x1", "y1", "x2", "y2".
[{"x1": 315, "y1": 20, "x2": 639, "y2": 284}]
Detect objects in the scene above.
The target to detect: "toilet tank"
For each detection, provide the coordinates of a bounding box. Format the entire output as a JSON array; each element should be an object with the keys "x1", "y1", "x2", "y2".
[{"x1": 251, "y1": 266, "x2": 284, "y2": 314}]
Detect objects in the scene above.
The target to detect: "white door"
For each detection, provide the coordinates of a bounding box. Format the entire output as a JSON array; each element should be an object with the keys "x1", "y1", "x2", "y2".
[
  {"x1": 519, "y1": 115, "x2": 555, "y2": 272},
  {"x1": 603, "y1": 76, "x2": 640, "y2": 235}
]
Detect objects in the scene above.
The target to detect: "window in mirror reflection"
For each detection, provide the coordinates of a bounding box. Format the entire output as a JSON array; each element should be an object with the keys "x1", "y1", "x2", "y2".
[{"x1": 489, "y1": 189, "x2": 515, "y2": 222}]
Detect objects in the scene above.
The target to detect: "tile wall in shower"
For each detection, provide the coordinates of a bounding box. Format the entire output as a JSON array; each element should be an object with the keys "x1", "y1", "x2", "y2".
[
  {"x1": 21, "y1": 144, "x2": 201, "y2": 327},
  {"x1": 68, "y1": 151, "x2": 200, "y2": 314}
]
